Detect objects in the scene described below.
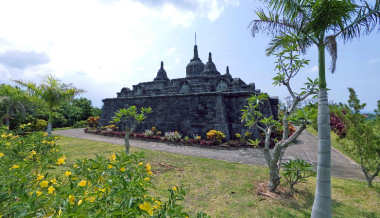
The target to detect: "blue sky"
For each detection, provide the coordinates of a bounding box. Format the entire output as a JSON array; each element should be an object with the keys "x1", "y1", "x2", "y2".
[{"x1": 0, "y1": 0, "x2": 379, "y2": 111}]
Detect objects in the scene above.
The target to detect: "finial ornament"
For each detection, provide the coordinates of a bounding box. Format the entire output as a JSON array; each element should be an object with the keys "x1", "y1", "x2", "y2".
[
  {"x1": 195, "y1": 32, "x2": 197, "y2": 45},
  {"x1": 226, "y1": 66, "x2": 230, "y2": 74},
  {"x1": 161, "y1": 61, "x2": 164, "y2": 69},
  {"x1": 208, "y1": 52, "x2": 212, "y2": 62}
]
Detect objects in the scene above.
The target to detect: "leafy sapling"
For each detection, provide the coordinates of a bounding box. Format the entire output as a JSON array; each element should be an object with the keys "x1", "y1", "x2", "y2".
[
  {"x1": 282, "y1": 159, "x2": 315, "y2": 195},
  {"x1": 112, "y1": 106, "x2": 152, "y2": 154},
  {"x1": 344, "y1": 88, "x2": 380, "y2": 187},
  {"x1": 241, "y1": 43, "x2": 318, "y2": 192}
]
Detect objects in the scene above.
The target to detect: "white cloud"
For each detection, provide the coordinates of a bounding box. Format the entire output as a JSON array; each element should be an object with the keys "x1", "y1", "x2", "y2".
[{"x1": 0, "y1": 0, "x2": 238, "y2": 106}]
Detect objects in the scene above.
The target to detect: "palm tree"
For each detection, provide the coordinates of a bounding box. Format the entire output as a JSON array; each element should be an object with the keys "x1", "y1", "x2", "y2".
[
  {"x1": 15, "y1": 75, "x2": 84, "y2": 135},
  {"x1": 249, "y1": 0, "x2": 380, "y2": 217},
  {"x1": 0, "y1": 85, "x2": 26, "y2": 129}
]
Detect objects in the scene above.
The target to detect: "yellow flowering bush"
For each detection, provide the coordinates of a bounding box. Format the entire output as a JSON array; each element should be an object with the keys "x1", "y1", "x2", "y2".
[
  {"x1": 206, "y1": 129, "x2": 226, "y2": 144},
  {"x1": 0, "y1": 129, "x2": 208, "y2": 217}
]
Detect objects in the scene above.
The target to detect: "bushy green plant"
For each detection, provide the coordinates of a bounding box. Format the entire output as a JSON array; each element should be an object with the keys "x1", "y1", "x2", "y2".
[
  {"x1": 281, "y1": 159, "x2": 315, "y2": 195},
  {"x1": 0, "y1": 130, "x2": 207, "y2": 217},
  {"x1": 34, "y1": 119, "x2": 48, "y2": 131},
  {"x1": 73, "y1": 120, "x2": 88, "y2": 128}
]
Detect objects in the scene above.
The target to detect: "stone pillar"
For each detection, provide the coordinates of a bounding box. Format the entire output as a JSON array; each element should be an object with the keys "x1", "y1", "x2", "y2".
[{"x1": 215, "y1": 94, "x2": 230, "y2": 140}]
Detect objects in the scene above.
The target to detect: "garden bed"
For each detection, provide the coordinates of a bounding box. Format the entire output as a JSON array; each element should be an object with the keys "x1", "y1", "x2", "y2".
[{"x1": 83, "y1": 128, "x2": 253, "y2": 150}]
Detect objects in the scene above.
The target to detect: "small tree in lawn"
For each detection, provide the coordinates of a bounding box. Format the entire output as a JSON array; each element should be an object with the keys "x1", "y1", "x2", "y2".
[
  {"x1": 344, "y1": 88, "x2": 380, "y2": 187},
  {"x1": 112, "y1": 106, "x2": 152, "y2": 154},
  {"x1": 241, "y1": 43, "x2": 318, "y2": 192}
]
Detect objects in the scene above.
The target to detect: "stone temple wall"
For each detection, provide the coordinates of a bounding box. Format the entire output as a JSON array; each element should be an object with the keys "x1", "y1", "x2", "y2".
[{"x1": 100, "y1": 91, "x2": 278, "y2": 140}]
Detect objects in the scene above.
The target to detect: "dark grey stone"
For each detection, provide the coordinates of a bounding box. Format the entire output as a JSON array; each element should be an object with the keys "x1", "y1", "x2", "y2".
[{"x1": 101, "y1": 44, "x2": 278, "y2": 140}]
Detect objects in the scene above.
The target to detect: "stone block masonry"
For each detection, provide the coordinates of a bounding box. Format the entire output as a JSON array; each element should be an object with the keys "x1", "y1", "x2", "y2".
[{"x1": 100, "y1": 42, "x2": 278, "y2": 140}]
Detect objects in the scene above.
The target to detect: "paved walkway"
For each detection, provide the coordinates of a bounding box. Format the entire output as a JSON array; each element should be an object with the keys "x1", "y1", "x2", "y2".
[{"x1": 54, "y1": 128, "x2": 365, "y2": 180}]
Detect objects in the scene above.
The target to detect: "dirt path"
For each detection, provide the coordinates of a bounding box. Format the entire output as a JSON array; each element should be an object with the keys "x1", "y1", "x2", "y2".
[{"x1": 54, "y1": 128, "x2": 365, "y2": 180}]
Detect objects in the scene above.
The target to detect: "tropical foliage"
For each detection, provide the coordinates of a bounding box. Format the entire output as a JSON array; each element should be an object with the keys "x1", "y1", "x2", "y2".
[
  {"x1": 250, "y1": 0, "x2": 380, "y2": 216},
  {"x1": 0, "y1": 129, "x2": 207, "y2": 217}
]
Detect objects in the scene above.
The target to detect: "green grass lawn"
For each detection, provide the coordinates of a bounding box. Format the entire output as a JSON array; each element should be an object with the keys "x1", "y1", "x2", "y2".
[{"x1": 57, "y1": 136, "x2": 380, "y2": 218}]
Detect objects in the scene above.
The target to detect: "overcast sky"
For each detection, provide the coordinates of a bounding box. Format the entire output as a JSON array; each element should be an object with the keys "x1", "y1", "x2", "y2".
[{"x1": 0, "y1": 0, "x2": 379, "y2": 111}]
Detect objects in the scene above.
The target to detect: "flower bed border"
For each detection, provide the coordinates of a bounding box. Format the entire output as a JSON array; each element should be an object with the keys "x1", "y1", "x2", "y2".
[{"x1": 83, "y1": 128, "x2": 253, "y2": 150}]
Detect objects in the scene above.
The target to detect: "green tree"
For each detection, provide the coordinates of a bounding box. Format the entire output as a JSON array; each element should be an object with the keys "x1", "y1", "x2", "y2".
[
  {"x1": 0, "y1": 85, "x2": 27, "y2": 129},
  {"x1": 250, "y1": 0, "x2": 380, "y2": 216},
  {"x1": 111, "y1": 106, "x2": 152, "y2": 154},
  {"x1": 241, "y1": 43, "x2": 318, "y2": 192},
  {"x1": 15, "y1": 75, "x2": 84, "y2": 135},
  {"x1": 345, "y1": 88, "x2": 380, "y2": 187}
]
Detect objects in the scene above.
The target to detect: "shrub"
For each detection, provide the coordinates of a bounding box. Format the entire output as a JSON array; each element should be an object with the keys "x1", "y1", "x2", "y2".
[
  {"x1": 34, "y1": 119, "x2": 48, "y2": 131},
  {"x1": 330, "y1": 112, "x2": 346, "y2": 138},
  {"x1": 281, "y1": 159, "x2": 315, "y2": 195},
  {"x1": 87, "y1": 116, "x2": 99, "y2": 128},
  {"x1": 164, "y1": 131, "x2": 182, "y2": 142},
  {"x1": 206, "y1": 130, "x2": 226, "y2": 144},
  {"x1": 144, "y1": 129, "x2": 154, "y2": 137},
  {"x1": 0, "y1": 129, "x2": 207, "y2": 217},
  {"x1": 73, "y1": 120, "x2": 88, "y2": 128}
]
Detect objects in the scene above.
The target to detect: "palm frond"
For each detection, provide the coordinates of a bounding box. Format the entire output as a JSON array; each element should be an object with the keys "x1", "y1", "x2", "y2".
[
  {"x1": 337, "y1": 0, "x2": 380, "y2": 41},
  {"x1": 325, "y1": 35, "x2": 337, "y2": 73},
  {"x1": 249, "y1": 9, "x2": 301, "y2": 37},
  {"x1": 266, "y1": 0, "x2": 310, "y2": 20},
  {"x1": 266, "y1": 32, "x2": 313, "y2": 55}
]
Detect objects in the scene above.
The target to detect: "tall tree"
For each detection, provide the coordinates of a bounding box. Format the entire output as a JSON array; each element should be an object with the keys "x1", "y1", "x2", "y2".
[
  {"x1": 250, "y1": 0, "x2": 380, "y2": 217},
  {"x1": 15, "y1": 75, "x2": 84, "y2": 135},
  {"x1": 241, "y1": 43, "x2": 318, "y2": 192},
  {"x1": 0, "y1": 85, "x2": 26, "y2": 129}
]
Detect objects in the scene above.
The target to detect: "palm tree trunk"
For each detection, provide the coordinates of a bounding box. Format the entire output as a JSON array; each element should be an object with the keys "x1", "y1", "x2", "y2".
[
  {"x1": 312, "y1": 44, "x2": 332, "y2": 218},
  {"x1": 47, "y1": 111, "x2": 53, "y2": 136}
]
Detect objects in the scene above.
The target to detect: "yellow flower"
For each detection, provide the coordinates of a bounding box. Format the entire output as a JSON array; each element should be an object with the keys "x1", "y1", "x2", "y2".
[
  {"x1": 48, "y1": 186, "x2": 55, "y2": 194},
  {"x1": 68, "y1": 195, "x2": 75, "y2": 205},
  {"x1": 56, "y1": 156, "x2": 66, "y2": 165},
  {"x1": 77, "y1": 199, "x2": 83, "y2": 206},
  {"x1": 153, "y1": 200, "x2": 161, "y2": 209},
  {"x1": 98, "y1": 187, "x2": 106, "y2": 193},
  {"x1": 37, "y1": 174, "x2": 44, "y2": 181},
  {"x1": 65, "y1": 171, "x2": 72, "y2": 177},
  {"x1": 144, "y1": 177, "x2": 150, "y2": 182},
  {"x1": 78, "y1": 180, "x2": 87, "y2": 187},
  {"x1": 147, "y1": 170, "x2": 153, "y2": 176},
  {"x1": 108, "y1": 164, "x2": 113, "y2": 169},
  {"x1": 172, "y1": 186, "x2": 177, "y2": 192},
  {"x1": 10, "y1": 164, "x2": 19, "y2": 170},
  {"x1": 36, "y1": 190, "x2": 42, "y2": 197},
  {"x1": 40, "y1": 180, "x2": 49, "y2": 188},
  {"x1": 139, "y1": 202, "x2": 153, "y2": 216},
  {"x1": 57, "y1": 209, "x2": 62, "y2": 216},
  {"x1": 145, "y1": 163, "x2": 151, "y2": 171},
  {"x1": 30, "y1": 150, "x2": 37, "y2": 155},
  {"x1": 1, "y1": 134, "x2": 7, "y2": 138},
  {"x1": 86, "y1": 196, "x2": 96, "y2": 203},
  {"x1": 138, "y1": 162, "x2": 143, "y2": 166},
  {"x1": 0, "y1": 152, "x2": 4, "y2": 157},
  {"x1": 73, "y1": 164, "x2": 78, "y2": 168},
  {"x1": 50, "y1": 178, "x2": 57, "y2": 185},
  {"x1": 120, "y1": 167, "x2": 126, "y2": 172},
  {"x1": 109, "y1": 153, "x2": 116, "y2": 161}
]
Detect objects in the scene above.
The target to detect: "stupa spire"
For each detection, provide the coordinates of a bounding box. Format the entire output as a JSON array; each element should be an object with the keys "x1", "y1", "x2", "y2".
[{"x1": 154, "y1": 61, "x2": 169, "y2": 81}]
